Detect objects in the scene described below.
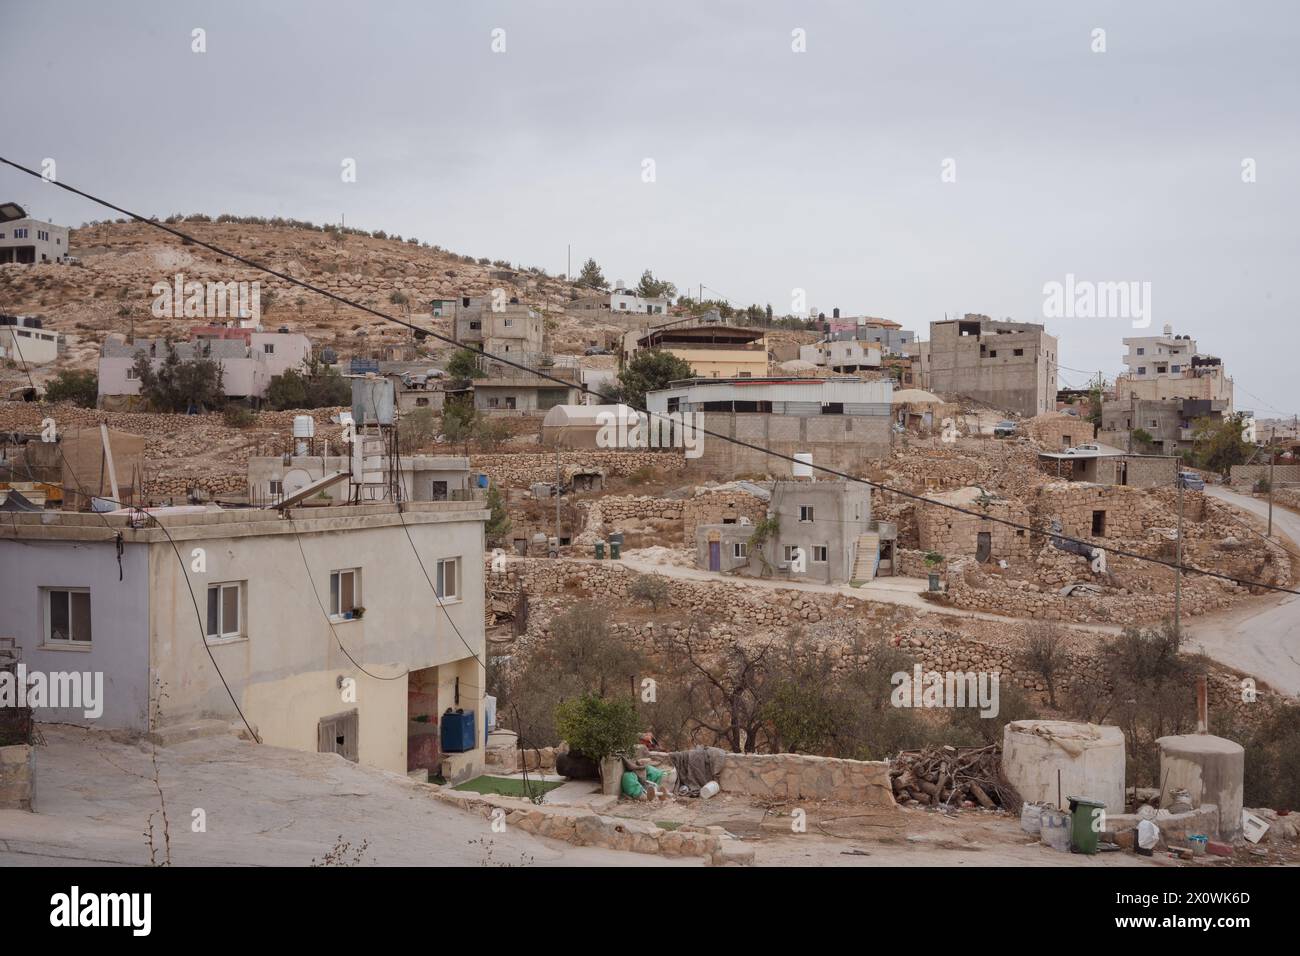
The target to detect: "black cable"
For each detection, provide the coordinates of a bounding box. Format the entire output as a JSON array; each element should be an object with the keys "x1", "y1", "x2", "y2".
[{"x1": 2, "y1": 156, "x2": 1295, "y2": 596}]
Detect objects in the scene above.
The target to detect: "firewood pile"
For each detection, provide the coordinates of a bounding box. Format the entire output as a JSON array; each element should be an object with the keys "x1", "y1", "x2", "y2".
[{"x1": 889, "y1": 744, "x2": 1021, "y2": 812}]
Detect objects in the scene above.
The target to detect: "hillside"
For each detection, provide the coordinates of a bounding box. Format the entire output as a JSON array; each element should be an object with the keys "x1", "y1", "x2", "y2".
[{"x1": 0, "y1": 218, "x2": 601, "y2": 381}]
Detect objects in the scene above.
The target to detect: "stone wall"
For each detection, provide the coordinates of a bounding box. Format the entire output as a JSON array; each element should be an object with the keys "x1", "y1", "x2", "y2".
[
  {"x1": 916, "y1": 499, "x2": 1034, "y2": 561},
  {"x1": 681, "y1": 490, "x2": 768, "y2": 540},
  {"x1": 1231, "y1": 464, "x2": 1300, "y2": 488},
  {"x1": 1033, "y1": 482, "x2": 1146, "y2": 539},
  {"x1": 714, "y1": 752, "x2": 895, "y2": 804},
  {"x1": 1024, "y1": 414, "x2": 1095, "y2": 450},
  {"x1": 0, "y1": 744, "x2": 35, "y2": 811},
  {"x1": 472, "y1": 450, "x2": 685, "y2": 488}
]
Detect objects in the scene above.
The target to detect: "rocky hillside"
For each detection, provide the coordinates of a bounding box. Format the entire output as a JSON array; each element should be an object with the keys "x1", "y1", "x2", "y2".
[{"x1": 0, "y1": 217, "x2": 603, "y2": 380}]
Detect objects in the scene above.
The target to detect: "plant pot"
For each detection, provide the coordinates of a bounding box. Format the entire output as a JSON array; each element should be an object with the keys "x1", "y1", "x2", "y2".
[
  {"x1": 927, "y1": 571, "x2": 941, "y2": 592},
  {"x1": 599, "y1": 756, "x2": 622, "y2": 797}
]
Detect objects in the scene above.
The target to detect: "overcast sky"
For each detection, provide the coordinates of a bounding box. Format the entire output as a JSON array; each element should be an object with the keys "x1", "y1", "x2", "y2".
[{"x1": 3, "y1": 1, "x2": 1297, "y2": 413}]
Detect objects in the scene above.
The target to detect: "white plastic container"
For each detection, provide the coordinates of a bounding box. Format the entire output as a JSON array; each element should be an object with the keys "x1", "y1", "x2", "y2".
[
  {"x1": 699, "y1": 780, "x2": 720, "y2": 799},
  {"x1": 1040, "y1": 808, "x2": 1071, "y2": 852},
  {"x1": 1020, "y1": 802, "x2": 1045, "y2": 835}
]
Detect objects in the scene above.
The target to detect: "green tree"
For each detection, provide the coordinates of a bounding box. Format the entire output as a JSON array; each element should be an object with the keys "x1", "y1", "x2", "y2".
[
  {"x1": 1192, "y1": 414, "x2": 1252, "y2": 478},
  {"x1": 635, "y1": 269, "x2": 676, "y2": 300},
  {"x1": 446, "y1": 348, "x2": 484, "y2": 379},
  {"x1": 266, "y1": 360, "x2": 350, "y2": 410},
  {"x1": 613, "y1": 348, "x2": 694, "y2": 409},
  {"x1": 442, "y1": 400, "x2": 478, "y2": 454},
  {"x1": 554, "y1": 693, "x2": 641, "y2": 761},
  {"x1": 132, "y1": 341, "x2": 226, "y2": 412},
  {"x1": 44, "y1": 369, "x2": 99, "y2": 408},
  {"x1": 577, "y1": 258, "x2": 607, "y2": 290}
]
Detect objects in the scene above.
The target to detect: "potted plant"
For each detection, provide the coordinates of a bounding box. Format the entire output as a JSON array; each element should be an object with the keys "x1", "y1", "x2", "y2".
[
  {"x1": 350, "y1": 605, "x2": 366, "y2": 621},
  {"x1": 554, "y1": 693, "x2": 641, "y2": 797},
  {"x1": 924, "y1": 551, "x2": 945, "y2": 592}
]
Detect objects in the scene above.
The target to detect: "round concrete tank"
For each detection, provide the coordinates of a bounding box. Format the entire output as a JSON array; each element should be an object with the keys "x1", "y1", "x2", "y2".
[
  {"x1": 1157, "y1": 734, "x2": 1244, "y2": 842},
  {"x1": 1001, "y1": 720, "x2": 1126, "y2": 814}
]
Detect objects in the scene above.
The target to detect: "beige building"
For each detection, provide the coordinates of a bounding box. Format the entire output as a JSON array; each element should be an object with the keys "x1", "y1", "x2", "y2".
[
  {"x1": 926, "y1": 315, "x2": 1057, "y2": 418},
  {"x1": 1116, "y1": 324, "x2": 1233, "y2": 413},
  {"x1": 0, "y1": 503, "x2": 488, "y2": 782},
  {"x1": 623, "y1": 318, "x2": 768, "y2": 379},
  {"x1": 452, "y1": 295, "x2": 547, "y2": 370}
]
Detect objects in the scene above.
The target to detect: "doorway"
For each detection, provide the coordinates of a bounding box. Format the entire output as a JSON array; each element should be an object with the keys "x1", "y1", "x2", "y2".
[
  {"x1": 976, "y1": 531, "x2": 992, "y2": 563},
  {"x1": 708, "y1": 540, "x2": 721, "y2": 571},
  {"x1": 1091, "y1": 510, "x2": 1106, "y2": 536}
]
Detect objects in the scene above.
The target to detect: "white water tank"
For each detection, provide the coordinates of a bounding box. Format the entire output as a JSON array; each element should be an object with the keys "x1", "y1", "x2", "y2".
[
  {"x1": 1002, "y1": 720, "x2": 1126, "y2": 813},
  {"x1": 293, "y1": 415, "x2": 316, "y2": 455},
  {"x1": 793, "y1": 453, "x2": 814, "y2": 478}
]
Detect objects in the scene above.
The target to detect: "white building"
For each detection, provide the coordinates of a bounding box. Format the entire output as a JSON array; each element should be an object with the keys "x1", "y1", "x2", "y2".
[
  {"x1": 569, "y1": 289, "x2": 670, "y2": 316},
  {"x1": 0, "y1": 217, "x2": 70, "y2": 264},
  {"x1": 0, "y1": 315, "x2": 61, "y2": 365},
  {"x1": 1118, "y1": 323, "x2": 1233, "y2": 412}
]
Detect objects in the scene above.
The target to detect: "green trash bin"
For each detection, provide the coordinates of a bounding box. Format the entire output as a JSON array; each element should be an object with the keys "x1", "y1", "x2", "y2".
[
  {"x1": 610, "y1": 541, "x2": 621, "y2": 560},
  {"x1": 595, "y1": 541, "x2": 605, "y2": 560},
  {"x1": 1068, "y1": 796, "x2": 1105, "y2": 854}
]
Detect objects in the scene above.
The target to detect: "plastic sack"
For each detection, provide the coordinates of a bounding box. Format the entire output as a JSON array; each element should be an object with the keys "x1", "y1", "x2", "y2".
[
  {"x1": 1138, "y1": 819, "x2": 1161, "y2": 850},
  {"x1": 645, "y1": 765, "x2": 665, "y2": 785},
  {"x1": 620, "y1": 771, "x2": 645, "y2": 799}
]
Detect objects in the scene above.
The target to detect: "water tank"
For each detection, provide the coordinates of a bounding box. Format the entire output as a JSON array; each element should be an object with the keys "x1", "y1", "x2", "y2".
[
  {"x1": 792, "y1": 453, "x2": 814, "y2": 478},
  {"x1": 1002, "y1": 720, "x2": 1126, "y2": 814},
  {"x1": 292, "y1": 415, "x2": 316, "y2": 439}
]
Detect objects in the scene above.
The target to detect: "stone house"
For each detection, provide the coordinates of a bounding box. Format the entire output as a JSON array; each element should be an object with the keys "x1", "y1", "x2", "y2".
[{"x1": 916, "y1": 486, "x2": 1034, "y2": 563}]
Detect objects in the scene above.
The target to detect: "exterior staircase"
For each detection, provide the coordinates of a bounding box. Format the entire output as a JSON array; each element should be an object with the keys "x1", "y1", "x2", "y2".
[{"x1": 851, "y1": 532, "x2": 880, "y2": 584}]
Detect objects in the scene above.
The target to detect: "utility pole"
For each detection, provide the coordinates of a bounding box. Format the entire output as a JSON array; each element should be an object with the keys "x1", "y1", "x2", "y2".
[
  {"x1": 566, "y1": 244, "x2": 570, "y2": 282},
  {"x1": 555, "y1": 448, "x2": 562, "y2": 547},
  {"x1": 1175, "y1": 473, "x2": 1184, "y2": 644},
  {"x1": 1268, "y1": 423, "x2": 1276, "y2": 537}
]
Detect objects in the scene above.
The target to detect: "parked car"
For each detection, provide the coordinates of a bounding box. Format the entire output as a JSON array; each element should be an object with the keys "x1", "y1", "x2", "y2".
[
  {"x1": 993, "y1": 420, "x2": 1018, "y2": 438},
  {"x1": 1177, "y1": 471, "x2": 1205, "y2": 491},
  {"x1": 584, "y1": 346, "x2": 610, "y2": 356}
]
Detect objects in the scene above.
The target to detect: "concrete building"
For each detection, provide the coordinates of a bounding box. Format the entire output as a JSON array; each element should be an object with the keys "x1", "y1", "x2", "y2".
[
  {"x1": 1099, "y1": 396, "x2": 1231, "y2": 456},
  {"x1": 1037, "y1": 444, "x2": 1180, "y2": 488},
  {"x1": 568, "y1": 290, "x2": 670, "y2": 316},
  {"x1": 926, "y1": 315, "x2": 1058, "y2": 418},
  {"x1": 0, "y1": 503, "x2": 488, "y2": 781},
  {"x1": 1117, "y1": 324, "x2": 1233, "y2": 413},
  {"x1": 648, "y1": 377, "x2": 894, "y2": 476},
  {"x1": 97, "y1": 328, "x2": 312, "y2": 406},
  {"x1": 695, "y1": 479, "x2": 874, "y2": 584},
  {"x1": 451, "y1": 295, "x2": 547, "y2": 370},
  {"x1": 798, "y1": 339, "x2": 882, "y2": 373},
  {"x1": 0, "y1": 216, "x2": 70, "y2": 264},
  {"x1": 0, "y1": 315, "x2": 61, "y2": 365},
  {"x1": 472, "y1": 365, "x2": 582, "y2": 415}
]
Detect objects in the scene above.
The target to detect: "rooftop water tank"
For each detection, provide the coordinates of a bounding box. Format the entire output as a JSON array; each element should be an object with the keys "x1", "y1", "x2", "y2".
[
  {"x1": 292, "y1": 415, "x2": 316, "y2": 439},
  {"x1": 793, "y1": 453, "x2": 814, "y2": 478}
]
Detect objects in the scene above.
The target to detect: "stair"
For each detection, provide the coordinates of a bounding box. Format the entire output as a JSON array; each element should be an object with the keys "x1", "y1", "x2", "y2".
[{"x1": 851, "y1": 532, "x2": 880, "y2": 584}]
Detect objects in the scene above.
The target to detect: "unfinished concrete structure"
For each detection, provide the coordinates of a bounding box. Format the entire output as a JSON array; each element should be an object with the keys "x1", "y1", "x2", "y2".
[
  {"x1": 926, "y1": 315, "x2": 1058, "y2": 418},
  {"x1": 0, "y1": 503, "x2": 488, "y2": 782},
  {"x1": 452, "y1": 295, "x2": 547, "y2": 369},
  {"x1": 1119, "y1": 324, "x2": 1234, "y2": 412},
  {"x1": 247, "y1": 454, "x2": 474, "y2": 506},
  {"x1": 1100, "y1": 396, "x2": 1230, "y2": 456}
]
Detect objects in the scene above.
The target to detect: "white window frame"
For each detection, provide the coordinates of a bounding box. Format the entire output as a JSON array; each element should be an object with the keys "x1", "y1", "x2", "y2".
[
  {"x1": 206, "y1": 582, "x2": 244, "y2": 642},
  {"x1": 269, "y1": 479, "x2": 284, "y2": 501},
  {"x1": 783, "y1": 545, "x2": 799, "y2": 563},
  {"x1": 812, "y1": 545, "x2": 829, "y2": 563},
  {"x1": 732, "y1": 542, "x2": 748, "y2": 559},
  {"x1": 43, "y1": 587, "x2": 92, "y2": 646},
  {"x1": 436, "y1": 558, "x2": 460, "y2": 601},
  {"x1": 330, "y1": 568, "x2": 361, "y2": 618},
  {"x1": 799, "y1": 505, "x2": 815, "y2": 523}
]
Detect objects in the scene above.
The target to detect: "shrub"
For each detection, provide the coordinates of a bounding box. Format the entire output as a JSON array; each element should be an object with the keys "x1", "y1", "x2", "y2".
[
  {"x1": 222, "y1": 405, "x2": 255, "y2": 428},
  {"x1": 43, "y1": 369, "x2": 99, "y2": 408},
  {"x1": 553, "y1": 693, "x2": 641, "y2": 761},
  {"x1": 628, "y1": 574, "x2": 670, "y2": 610}
]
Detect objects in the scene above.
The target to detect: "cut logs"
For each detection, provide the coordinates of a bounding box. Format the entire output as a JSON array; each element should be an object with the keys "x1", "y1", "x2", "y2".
[{"x1": 889, "y1": 744, "x2": 1021, "y2": 811}]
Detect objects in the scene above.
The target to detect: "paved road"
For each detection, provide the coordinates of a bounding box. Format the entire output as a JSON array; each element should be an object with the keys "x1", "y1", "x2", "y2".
[{"x1": 1190, "y1": 487, "x2": 1300, "y2": 695}]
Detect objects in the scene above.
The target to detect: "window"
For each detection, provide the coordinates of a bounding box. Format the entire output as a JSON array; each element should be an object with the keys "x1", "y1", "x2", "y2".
[
  {"x1": 436, "y1": 558, "x2": 459, "y2": 600},
  {"x1": 415, "y1": 396, "x2": 429, "y2": 407},
  {"x1": 503, "y1": 318, "x2": 514, "y2": 328},
  {"x1": 1137, "y1": 366, "x2": 1146, "y2": 375},
  {"x1": 44, "y1": 588, "x2": 91, "y2": 645},
  {"x1": 1136, "y1": 347, "x2": 1145, "y2": 355},
  {"x1": 206, "y1": 582, "x2": 242, "y2": 640},
  {"x1": 330, "y1": 569, "x2": 360, "y2": 617},
  {"x1": 1171, "y1": 365, "x2": 1181, "y2": 373},
  {"x1": 732, "y1": 542, "x2": 748, "y2": 559},
  {"x1": 263, "y1": 343, "x2": 275, "y2": 354},
  {"x1": 783, "y1": 545, "x2": 800, "y2": 563},
  {"x1": 14, "y1": 228, "x2": 28, "y2": 239},
  {"x1": 812, "y1": 545, "x2": 828, "y2": 563},
  {"x1": 799, "y1": 505, "x2": 815, "y2": 522},
  {"x1": 269, "y1": 479, "x2": 283, "y2": 501},
  {"x1": 1013, "y1": 348, "x2": 1024, "y2": 356},
  {"x1": 125, "y1": 367, "x2": 139, "y2": 380},
  {"x1": 989, "y1": 349, "x2": 998, "y2": 358},
  {"x1": 1091, "y1": 510, "x2": 1106, "y2": 536}
]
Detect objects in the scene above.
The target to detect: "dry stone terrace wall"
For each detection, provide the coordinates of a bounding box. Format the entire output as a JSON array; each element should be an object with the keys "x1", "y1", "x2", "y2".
[
  {"x1": 472, "y1": 450, "x2": 686, "y2": 488},
  {"x1": 597, "y1": 495, "x2": 685, "y2": 526},
  {"x1": 713, "y1": 752, "x2": 894, "y2": 805},
  {"x1": 510, "y1": 593, "x2": 1281, "y2": 733}
]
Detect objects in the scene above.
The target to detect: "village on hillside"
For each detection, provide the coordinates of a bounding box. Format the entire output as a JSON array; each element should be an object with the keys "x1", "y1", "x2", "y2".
[{"x1": 2, "y1": 207, "x2": 1297, "y2": 875}]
